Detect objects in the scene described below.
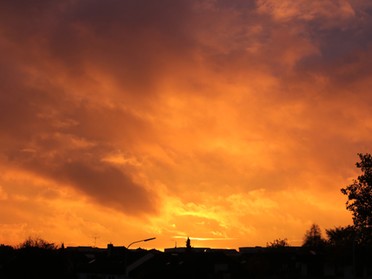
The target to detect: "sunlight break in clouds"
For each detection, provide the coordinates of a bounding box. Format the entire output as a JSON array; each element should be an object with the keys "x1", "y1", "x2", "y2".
[{"x1": 1, "y1": 0, "x2": 372, "y2": 249}]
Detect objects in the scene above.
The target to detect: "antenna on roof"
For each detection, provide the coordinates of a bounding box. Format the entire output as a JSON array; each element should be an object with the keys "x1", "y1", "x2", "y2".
[{"x1": 92, "y1": 235, "x2": 99, "y2": 247}]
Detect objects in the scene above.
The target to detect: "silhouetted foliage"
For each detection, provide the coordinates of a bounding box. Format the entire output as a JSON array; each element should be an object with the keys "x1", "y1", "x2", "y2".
[
  {"x1": 18, "y1": 236, "x2": 57, "y2": 250},
  {"x1": 341, "y1": 153, "x2": 372, "y2": 229},
  {"x1": 302, "y1": 224, "x2": 326, "y2": 250},
  {"x1": 1, "y1": 238, "x2": 70, "y2": 279},
  {"x1": 326, "y1": 225, "x2": 356, "y2": 247},
  {"x1": 266, "y1": 238, "x2": 288, "y2": 248}
]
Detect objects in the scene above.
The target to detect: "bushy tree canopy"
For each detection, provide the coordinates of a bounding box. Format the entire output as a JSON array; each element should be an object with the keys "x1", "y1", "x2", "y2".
[
  {"x1": 326, "y1": 226, "x2": 355, "y2": 247},
  {"x1": 341, "y1": 153, "x2": 372, "y2": 229},
  {"x1": 302, "y1": 224, "x2": 326, "y2": 250},
  {"x1": 18, "y1": 237, "x2": 57, "y2": 250},
  {"x1": 266, "y1": 238, "x2": 288, "y2": 248}
]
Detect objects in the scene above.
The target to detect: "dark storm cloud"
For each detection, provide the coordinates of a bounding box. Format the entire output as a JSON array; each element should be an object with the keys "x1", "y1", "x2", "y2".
[
  {"x1": 0, "y1": 82, "x2": 157, "y2": 214},
  {"x1": 293, "y1": 2, "x2": 372, "y2": 78},
  {"x1": 0, "y1": 0, "x2": 198, "y2": 95},
  {"x1": 19, "y1": 152, "x2": 156, "y2": 215},
  {"x1": 58, "y1": 160, "x2": 155, "y2": 214},
  {"x1": 0, "y1": 0, "x2": 199, "y2": 215},
  {"x1": 0, "y1": 58, "x2": 158, "y2": 212},
  {"x1": 2, "y1": 0, "x2": 372, "y2": 217},
  {"x1": 0, "y1": 0, "x2": 192, "y2": 216}
]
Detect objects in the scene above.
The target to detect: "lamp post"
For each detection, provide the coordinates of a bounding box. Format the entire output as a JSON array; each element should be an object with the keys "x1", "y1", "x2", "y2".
[
  {"x1": 125, "y1": 237, "x2": 156, "y2": 278},
  {"x1": 127, "y1": 237, "x2": 156, "y2": 249}
]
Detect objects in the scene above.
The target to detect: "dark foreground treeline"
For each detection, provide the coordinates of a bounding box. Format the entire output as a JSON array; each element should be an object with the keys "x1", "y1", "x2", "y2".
[{"x1": 1, "y1": 238, "x2": 372, "y2": 279}]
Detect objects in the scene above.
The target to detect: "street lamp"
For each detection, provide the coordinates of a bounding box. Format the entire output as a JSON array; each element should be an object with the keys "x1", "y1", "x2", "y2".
[
  {"x1": 125, "y1": 237, "x2": 156, "y2": 278},
  {"x1": 127, "y1": 237, "x2": 156, "y2": 249}
]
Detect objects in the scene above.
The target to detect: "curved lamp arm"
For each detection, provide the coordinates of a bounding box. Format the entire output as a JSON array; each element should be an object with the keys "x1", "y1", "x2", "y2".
[{"x1": 127, "y1": 237, "x2": 156, "y2": 249}]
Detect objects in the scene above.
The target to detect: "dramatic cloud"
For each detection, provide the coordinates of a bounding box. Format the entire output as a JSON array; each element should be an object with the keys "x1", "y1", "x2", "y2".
[{"x1": 1, "y1": 0, "x2": 372, "y2": 249}]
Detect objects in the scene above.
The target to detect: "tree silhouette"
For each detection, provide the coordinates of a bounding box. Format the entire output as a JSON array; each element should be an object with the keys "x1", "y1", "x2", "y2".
[
  {"x1": 3, "y1": 237, "x2": 67, "y2": 279},
  {"x1": 341, "y1": 153, "x2": 372, "y2": 230},
  {"x1": 302, "y1": 224, "x2": 326, "y2": 250},
  {"x1": 326, "y1": 226, "x2": 356, "y2": 247},
  {"x1": 266, "y1": 238, "x2": 288, "y2": 248},
  {"x1": 19, "y1": 236, "x2": 57, "y2": 250}
]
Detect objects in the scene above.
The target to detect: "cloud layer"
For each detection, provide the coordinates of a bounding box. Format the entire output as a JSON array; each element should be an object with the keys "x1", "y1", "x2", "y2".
[{"x1": 1, "y1": 0, "x2": 372, "y2": 248}]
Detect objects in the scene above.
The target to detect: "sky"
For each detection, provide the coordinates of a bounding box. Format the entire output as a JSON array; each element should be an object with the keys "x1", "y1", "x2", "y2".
[{"x1": 1, "y1": 0, "x2": 372, "y2": 250}]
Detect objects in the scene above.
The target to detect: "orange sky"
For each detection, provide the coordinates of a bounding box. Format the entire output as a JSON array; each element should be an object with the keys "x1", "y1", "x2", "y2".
[{"x1": 1, "y1": 0, "x2": 372, "y2": 250}]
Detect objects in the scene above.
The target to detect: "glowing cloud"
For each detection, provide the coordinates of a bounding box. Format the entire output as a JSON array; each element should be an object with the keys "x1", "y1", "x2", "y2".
[{"x1": 1, "y1": 0, "x2": 371, "y2": 249}]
